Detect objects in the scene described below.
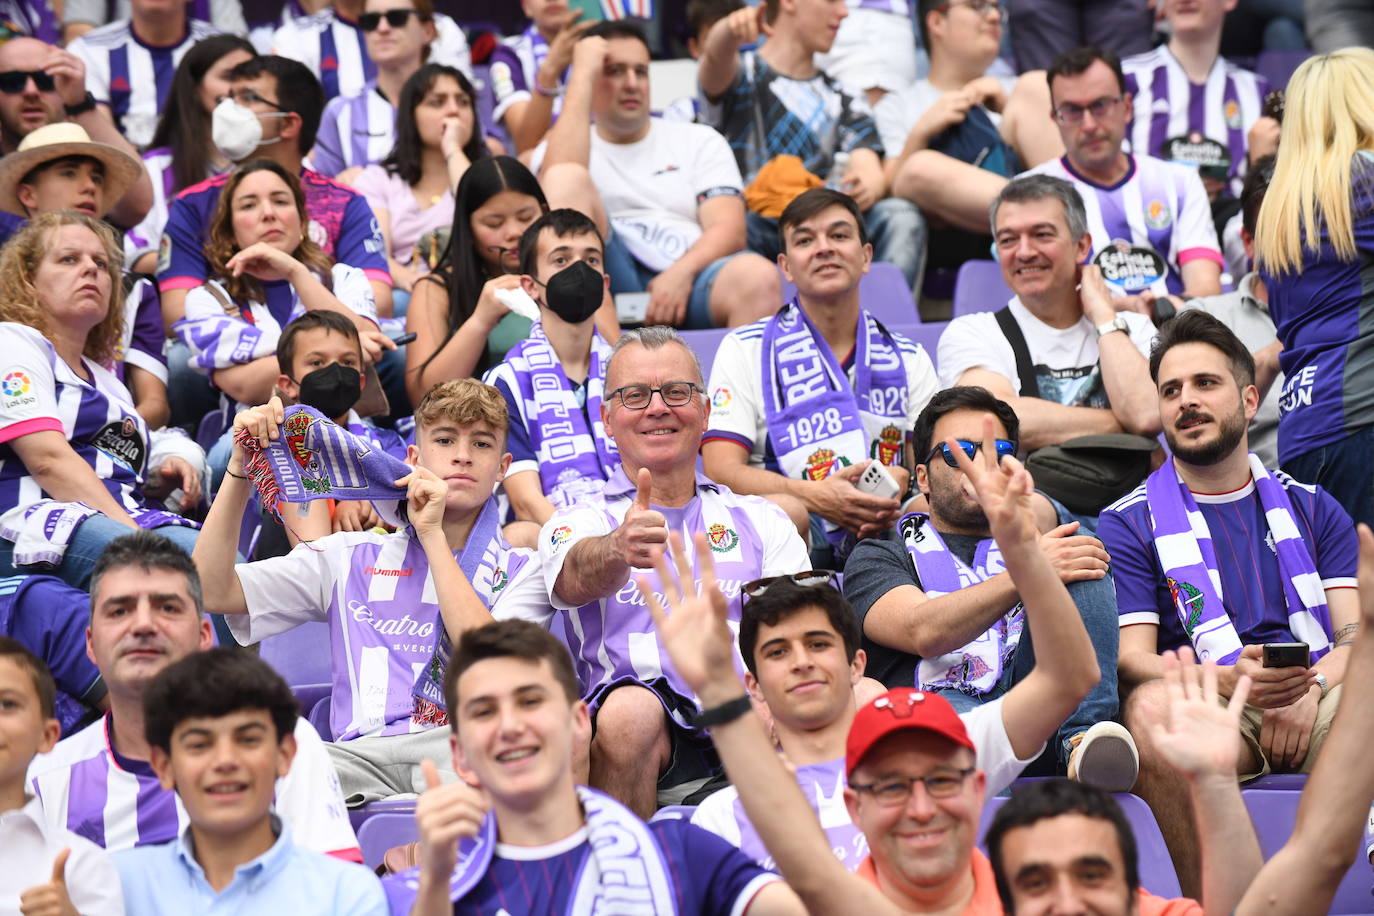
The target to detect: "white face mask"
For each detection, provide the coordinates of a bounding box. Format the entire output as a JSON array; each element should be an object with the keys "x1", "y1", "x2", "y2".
[{"x1": 212, "y1": 98, "x2": 286, "y2": 162}]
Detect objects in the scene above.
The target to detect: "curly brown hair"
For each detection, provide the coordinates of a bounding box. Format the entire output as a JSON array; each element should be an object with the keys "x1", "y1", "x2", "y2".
[
  {"x1": 0, "y1": 211, "x2": 126, "y2": 365},
  {"x1": 205, "y1": 159, "x2": 334, "y2": 303}
]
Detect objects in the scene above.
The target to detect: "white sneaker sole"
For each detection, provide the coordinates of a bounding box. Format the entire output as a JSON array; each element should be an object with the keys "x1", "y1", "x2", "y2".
[{"x1": 1073, "y1": 723, "x2": 1139, "y2": 793}]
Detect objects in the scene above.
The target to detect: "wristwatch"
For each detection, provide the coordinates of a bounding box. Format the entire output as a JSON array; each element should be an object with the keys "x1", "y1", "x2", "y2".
[
  {"x1": 1314, "y1": 672, "x2": 1330, "y2": 699},
  {"x1": 1096, "y1": 315, "x2": 1130, "y2": 338},
  {"x1": 64, "y1": 91, "x2": 97, "y2": 116},
  {"x1": 691, "y1": 695, "x2": 752, "y2": 729}
]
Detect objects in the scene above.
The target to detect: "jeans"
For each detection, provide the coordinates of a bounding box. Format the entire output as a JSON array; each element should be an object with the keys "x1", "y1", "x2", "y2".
[
  {"x1": 1282, "y1": 425, "x2": 1374, "y2": 530},
  {"x1": 602, "y1": 232, "x2": 733, "y2": 330},
  {"x1": 0, "y1": 515, "x2": 200, "y2": 591},
  {"x1": 746, "y1": 198, "x2": 928, "y2": 296},
  {"x1": 934, "y1": 573, "x2": 1121, "y2": 768}
]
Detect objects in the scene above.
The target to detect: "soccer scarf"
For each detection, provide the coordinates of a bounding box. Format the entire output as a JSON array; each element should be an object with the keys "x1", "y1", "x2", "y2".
[
  {"x1": 761, "y1": 301, "x2": 908, "y2": 544},
  {"x1": 0, "y1": 501, "x2": 194, "y2": 568},
  {"x1": 383, "y1": 786, "x2": 678, "y2": 915},
  {"x1": 900, "y1": 513, "x2": 1023, "y2": 695},
  {"x1": 502, "y1": 322, "x2": 619, "y2": 508},
  {"x1": 1145, "y1": 453, "x2": 1333, "y2": 664}
]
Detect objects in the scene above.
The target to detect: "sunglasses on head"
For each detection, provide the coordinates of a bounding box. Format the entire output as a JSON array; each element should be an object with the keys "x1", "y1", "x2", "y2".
[
  {"x1": 359, "y1": 9, "x2": 423, "y2": 30},
  {"x1": 743, "y1": 570, "x2": 838, "y2": 601},
  {"x1": 0, "y1": 70, "x2": 55, "y2": 94},
  {"x1": 925, "y1": 438, "x2": 1017, "y2": 468}
]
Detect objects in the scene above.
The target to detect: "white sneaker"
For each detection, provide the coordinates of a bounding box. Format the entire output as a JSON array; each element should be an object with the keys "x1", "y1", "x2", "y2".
[{"x1": 1068, "y1": 721, "x2": 1139, "y2": 793}]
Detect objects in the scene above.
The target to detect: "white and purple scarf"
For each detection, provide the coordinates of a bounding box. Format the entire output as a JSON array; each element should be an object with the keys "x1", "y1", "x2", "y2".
[
  {"x1": 901, "y1": 513, "x2": 1023, "y2": 695},
  {"x1": 0, "y1": 502, "x2": 194, "y2": 568},
  {"x1": 1145, "y1": 453, "x2": 1333, "y2": 664}
]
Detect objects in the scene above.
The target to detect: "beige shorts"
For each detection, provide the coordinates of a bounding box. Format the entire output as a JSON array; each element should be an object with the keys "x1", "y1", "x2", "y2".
[{"x1": 1237, "y1": 685, "x2": 1341, "y2": 781}]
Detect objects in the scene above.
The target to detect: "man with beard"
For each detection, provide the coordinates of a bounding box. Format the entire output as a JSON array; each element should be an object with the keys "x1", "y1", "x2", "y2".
[{"x1": 1098, "y1": 309, "x2": 1360, "y2": 896}]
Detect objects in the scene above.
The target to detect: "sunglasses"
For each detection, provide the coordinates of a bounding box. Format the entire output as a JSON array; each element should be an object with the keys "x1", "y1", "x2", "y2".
[
  {"x1": 0, "y1": 70, "x2": 55, "y2": 94},
  {"x1": 925, "y1": 438, "x2": 1017, "y2": 468},
  {"x1": 743, "y1": 570, "x2": 838, "y2": 601},
  {"x1": 359, "y1": 9, "x2": 423, "y2": 30}
]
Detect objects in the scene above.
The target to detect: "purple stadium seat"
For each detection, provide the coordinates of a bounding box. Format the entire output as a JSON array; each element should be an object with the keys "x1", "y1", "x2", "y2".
[
  {"x1": 1256, "y1": 49, "x2": 1312, "y2": 91},
  {"x1": 358, "y1": 812, "x2": 419, "y2": 869},
  {"x1": 680, "y1": 328, "x2": 732, "y2": 384},
  {"x1": 350, "y1": 797, "x2": 418, "y2": 833},
  {"x1": 1241, "y1": 789, "x2": 1374, "y2": 915},
  {"x1": 195, "y1": 409, "x2": 227, "y2": 452},
  {"x1": 952, "y1": 260, "x2": 1012, "y2": 319},
  {"x1": 290, "y1": 682, "x2": 331, "y2": 719},
  {"x1": 780, "y1": 262, "x2": 919, "y2": 327},
  {"x1": 259, "y1": 620, "x2": 333, "y2": 686},
  {"x1": 308, "y1": 695, "x2": 331, "y2": 742},
  {"x1": 888, "y1": 321, "x2": 949, "y2": 376},
  {"x1": 1243, "y1": 773, "x2": 1307, "y2": 791}
]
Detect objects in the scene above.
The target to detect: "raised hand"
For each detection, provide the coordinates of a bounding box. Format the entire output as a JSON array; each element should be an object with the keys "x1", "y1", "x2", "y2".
[
  {"x1": 612, "y1": 467, "x2": 669, "y2": 568},
  {"x1": 395, "y1": 466, "x2": 449, "y2": 536},
  {"x1": 947, "y1": 415, "x2": 1038, "y2": 549},
  {"x1": 229, "y1": 396, "x2": 286, "y2": 479},
  {"x1": 1143, "y1": 647, "x2": 1251, "y2": 783},
  {"x1": 638, "y1": 532, "x2": 737, "y2": 700},
  {"x1": 226, "y1": 241, "x2": 303, "y2": 283},
  {"x1": 19, "y1": 847, "x2": 78, "y2": 916},
  {"x1": 414, "y1": 759, "x2": 489, "y2": 885}
]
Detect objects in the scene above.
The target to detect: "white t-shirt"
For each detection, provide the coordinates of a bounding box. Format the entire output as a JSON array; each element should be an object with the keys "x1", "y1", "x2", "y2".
[
  {"x1": 937, "y1": 297, "x2": 1156, "y2": 406},
  {"x1": 873, "y1": 75, "x2": 1017, "y2": 164},
  {"x1": 0, "y1": 795, "x2": 123, "y2": 916}
]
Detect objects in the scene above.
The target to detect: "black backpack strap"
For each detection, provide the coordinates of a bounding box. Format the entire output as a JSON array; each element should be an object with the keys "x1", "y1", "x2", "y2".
[{"x1": 993, "y1": 306, "x2": 1039, "y2": 399}]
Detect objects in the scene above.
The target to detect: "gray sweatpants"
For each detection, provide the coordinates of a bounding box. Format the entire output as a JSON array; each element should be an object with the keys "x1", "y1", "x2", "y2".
[{"x1": 325, "y1": 728, "x2": 459, "y2": 807}]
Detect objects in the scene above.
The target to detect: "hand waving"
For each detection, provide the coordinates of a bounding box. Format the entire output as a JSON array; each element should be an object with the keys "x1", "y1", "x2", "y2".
[
  {"x1": 947, "y1": 415, "x2": 1038, "y2": 549},
  {"x1": 1143, "y1": 647, "x2": 1251, "y2": 783}
]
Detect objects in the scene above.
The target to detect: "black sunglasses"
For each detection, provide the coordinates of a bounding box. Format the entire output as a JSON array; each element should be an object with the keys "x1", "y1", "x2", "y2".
[
  {"x1": 0, "y1": 70, "x2": 55, "y2": 94},
  {"x1": 925, "y1": 438, "x2": 1017, "y2": 468},
  {"x1": 359, "y1": 9, "x2": 424, "y2": 30},
  {"x1": 743, "y1": 570, "x2": 838, "y2": 600}
]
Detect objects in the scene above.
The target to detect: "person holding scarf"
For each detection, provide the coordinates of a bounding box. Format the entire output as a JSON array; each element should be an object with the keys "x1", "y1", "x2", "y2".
[
  {"x1": 704, "y1": 188, "x2": 939, "y2": 558},
  {"x1": 539, "y1": 326, "x2": 810, "y2": 819},
  {"x1": 1099, "y1": 310, "x2": 1359, "y2": 897},
  {"x1": 191, "y1": 379, "x2": 553, "y2": 806},
  {"x1": 484, "y1": 209, "x2": 617, "y2": 527}
]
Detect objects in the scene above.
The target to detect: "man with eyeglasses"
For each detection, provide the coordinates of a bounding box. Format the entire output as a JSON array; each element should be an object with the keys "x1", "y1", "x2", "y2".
[
  {"x1": 844, "y1": 385, "x2": 1133, "y2": 790},
  {"x1": 1024, "y1": 46, "x2": 1223, "y2": 312},
  {"x1": 538, "y1": 325, "x2": 810, "y2": 818}
]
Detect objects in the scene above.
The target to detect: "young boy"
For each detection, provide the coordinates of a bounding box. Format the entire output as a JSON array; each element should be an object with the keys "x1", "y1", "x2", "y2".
[
  {"x1": 192, "y1": 379, "x2": 552, "y2": 805},
  {"x1": 113, "y1": 648, "x2": 387, "y2": 911},
  {"x1": 0, "y1": 636, "x2": 122, "y2": 915}
]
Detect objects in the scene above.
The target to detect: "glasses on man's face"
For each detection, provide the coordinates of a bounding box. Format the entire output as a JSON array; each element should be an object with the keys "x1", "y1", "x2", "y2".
[
  {"x1": 925, "y1": 438, "x2": 1017, "y2": 468},
  {"x1": 742, "y1": 569, "x2": 838, "y2": 601},
  {"x1": 935, "y1": 0, "x2": 1006, "y2": 22},
  {"x1": 850, "y1": 767, "x2": 976, "y2": 807},
  {"x1": 1052, "y1": 96, "x2": 1123, "y2": 125},
  {"x1": 360, "y1": 8, "x2": 422, "y2": 30},
  {"x1": 0, "y1": 70, "x2": 55, "y2": 94},
  {"x1": 231, "y1": 87, "x2": 284, "y2": 111},
  {"x1": 607, "y1": 381, "x2": 701, "y2": 410}
]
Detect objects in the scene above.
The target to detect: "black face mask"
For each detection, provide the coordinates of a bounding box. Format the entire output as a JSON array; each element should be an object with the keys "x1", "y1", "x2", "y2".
[
  {"x1": 296, "y1": 363, "x2": 361, "y2": 419},
  {"x1": 541, "y1": 260, "x2": 604, "y2": 324}
]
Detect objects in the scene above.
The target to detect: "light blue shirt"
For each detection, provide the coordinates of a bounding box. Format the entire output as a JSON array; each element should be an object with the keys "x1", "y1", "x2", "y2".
[{"x1": 113, "y1": 818, "x2": 387, "y2": 915}]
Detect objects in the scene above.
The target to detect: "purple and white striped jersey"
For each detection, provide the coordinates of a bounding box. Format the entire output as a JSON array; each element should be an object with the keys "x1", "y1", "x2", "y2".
[
  {"x1": 272, "y1": 9, "x2": 471, "y2": 101},
  {"x1": 124, "y1": 146, "x2": 195, "y2": 264},
  {"x1": 27, "y1": 714, "x2": 360, "y2": 860},
  {"x1": 67, "y1": 18, "x2": 220, "y2": 148},
  {"x1": 310, "y1": 85, "x2": 396, "y2": 178},
  {"x1": 229, "y1": 526, "x2": 551, "y2": 741},
  {"x1": 1122, "y1": 46, "x2": 1270, "y2": 197},
  {"x1": 540, "y1": 467, "x2": 809, "y2": 705},
  {"x1": 489, "y1": 24, "x2": 566, "y2": 126},
  {"x1": 0, "y1": 323, "x2": 152, "y2": 518},
  {"x1": 118, "y1": 276, "x2": 167, "y2": 386},
  {"x1": 1024, "y1": 154, "x2": 1222, "y2": 296}
]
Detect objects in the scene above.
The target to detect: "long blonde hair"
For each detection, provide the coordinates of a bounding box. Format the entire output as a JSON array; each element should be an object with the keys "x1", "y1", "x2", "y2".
[
  {"x1": 0, "y1": 211, "x2": 126, "y2": 365},
  {"x1": 1253, "y1": 47, "x2": 1374, "y2": 275}
]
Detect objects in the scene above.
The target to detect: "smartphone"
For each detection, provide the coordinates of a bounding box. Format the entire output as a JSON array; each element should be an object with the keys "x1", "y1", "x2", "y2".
[
  {"x1": 1262, "y1": 642, "x2": 1310, "y2": 669},
  {"x1": 391, "y1": 331, "x2": 417, "y2": 346},
  {"x1": 855, "y1": 462, "x2": 900, "y2": 500},
  {"x1": 615, "y1": 292, "x2": 651, "y2": 325}
]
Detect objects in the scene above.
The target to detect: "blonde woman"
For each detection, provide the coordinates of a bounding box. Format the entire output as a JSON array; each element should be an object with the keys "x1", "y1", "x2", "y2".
[{"x1": 1253, "y1": 47, "x2": 1374, "y2": 528}]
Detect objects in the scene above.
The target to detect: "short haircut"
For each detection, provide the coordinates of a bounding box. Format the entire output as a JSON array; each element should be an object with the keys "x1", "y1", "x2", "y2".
[
  {"x1": 90, "y1": 532, "x2": 204, "y2": 620},
  {"x1": 413, "y1": 377, "x2": 510, "y2": 447},
  {"x1": 985, "y1": 779, "x2": 1140, "y2": 911},
  {"x1": 1148, "y1": 309, "x2": 1256, "y2": 388},
  {"x1": 778, "y1": 187, "x2": 869, "y2": 252},
  {"x1": 686, "y1": 0, "x2": 742, "y2": 42},
  {"x1": 989, "y1": 174, "x2": 1088, "y2": 240},
  {"x1": 518, "y1": 207, "x2": 604, "y2": 279},
  {"x1": 0, "y1": 635, "x2": 56, "y2": 719},
  {"x1": 606, "y1": 326, "x2": 706, "y2": 389},
  {"x1": 227, "y1": 55, "x2": 326, "y2": 153},
  {"x1": 1046, "y1": 45, "x2": 1127, "y2": 100},
  {"x1": 586, "y1": 18, "x2": 651, "y2": 53},
  {"x1": 738, "y1": 582, "x2": 861, "y2": 677},
  {"x1": 276, "y1": 310, "x2": 363, "y2": 376},
  {"x1": 911, "y1": 386, "x2": 1022, "y2": 460},
  {"x1": 443, "y1": 620, "x2": 581, "y2": 731},
  {"x1": 1241, "y1": 154, "x2": 1276, "y2": 239},
  {"x1": 915, "y1": 0, "x2": 945, "y2": 55},
  {"x1": 143, "y1": 648, "x2": 298, "y2": 754}
]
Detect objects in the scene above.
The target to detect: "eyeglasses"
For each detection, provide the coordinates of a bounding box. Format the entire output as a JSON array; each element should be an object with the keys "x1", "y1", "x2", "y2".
[
  {"x1": 850, "y1": 767, "x2": 976, "y2": 806},
  {"x1": 231, "y1": 87, "x2": 285, "y2": 111},
  {"x1": 0, "y1": 70, "x2": 55, "y2": 94},
  {"x1": 925, "y1": 438, "x2": 1017, "y2": 468},
  {"x1": 606, "y1": 382, "x2": 701, "y2": 410},
  {"x1": 1052, "y1": 96, "x2": 1124, "y2": 125},
  {"x1": 743, "y1": 569, "x2": 838, "y2": 600},
  {"x1": 935, "y1": 0, "x2": 1006, "y2": 21},
  {"x1": 360, "y1": 8, "x2": 423, "y2": 30}
]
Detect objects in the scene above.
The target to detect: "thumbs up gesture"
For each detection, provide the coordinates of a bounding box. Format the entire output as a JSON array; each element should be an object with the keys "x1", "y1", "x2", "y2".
[
  {"x1": 20, "y1": 848, "x2": 78, "y2": 916},
  {"x1": 612, "y1": 467, "x2": 670, "y2": 568},
  {"x1": 414, "y1": 759, "x2": 490, "y2": 884}
]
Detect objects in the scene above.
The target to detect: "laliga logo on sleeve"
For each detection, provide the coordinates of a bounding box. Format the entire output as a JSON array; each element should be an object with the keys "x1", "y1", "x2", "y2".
[
  {"x1": 1094, "y1": 239, "x2": 1166, "y2": 295},
  {"x1": 712, "y1": 387, "x2": 731, "y2": 408},
  {"x1": 2, "y1": 369, "x2": 30, "y2": 396},
  {"x1": 550, "y1": 525, "x2": 573, "y2": 550}
]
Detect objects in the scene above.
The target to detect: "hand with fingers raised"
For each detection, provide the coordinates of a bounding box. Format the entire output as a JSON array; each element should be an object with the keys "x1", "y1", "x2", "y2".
[{"x1": 414, "y1": 759, "x2": 490, "y2": 888}]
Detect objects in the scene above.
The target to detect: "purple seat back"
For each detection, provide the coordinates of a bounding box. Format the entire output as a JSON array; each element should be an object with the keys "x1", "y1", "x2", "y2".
[
  {"x1": 307, "y1": 695, "x2": 332, "y2": 742},
  {"x1": 260, "y1": 620, "x2": 333, "y2": 686},
  {"x1": 780, "y1": 262, "x2": 919, "y2": 327},
  {"x1": 358, "y1": 812, "x2": 420, "y2": 868},
  {"x1": 1256, "y1": 49, "x2": 1312, "y2": 91},
  {"x1": 888, "y1": 321, "x2": 948, "y2": 376},
  {"x1": 1241, "y1": 789, "x2": 1374, "y2": 915},
  {"x1": 952, "y1": 260, "x2": 1013, "y2": 319},
  {"x1": 680, "y1": 328, "x2": 733, "y2": 385}
]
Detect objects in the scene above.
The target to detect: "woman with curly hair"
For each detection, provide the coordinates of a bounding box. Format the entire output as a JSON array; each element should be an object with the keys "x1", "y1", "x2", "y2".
[{"x1": 0, "y1": 212, "x2": 202, "y2": 588}]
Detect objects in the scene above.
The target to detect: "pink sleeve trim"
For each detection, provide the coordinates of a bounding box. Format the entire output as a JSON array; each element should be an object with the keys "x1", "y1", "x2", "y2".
[
  {"x1": 324, "y1": 846, "x2": 364, "y2": 863},
  {"x1": 158, "y1": 276, "x2": 205, "y2": 292},
  {"x1": 363, "y1": 268, "x2": 394, "y2": 287},
  {"x1": 1178, "y1": 247, "x2": 1223, "y2": 266},
  {"x1": 0, "y1": 416, "x2": 63, "y2": 444}
]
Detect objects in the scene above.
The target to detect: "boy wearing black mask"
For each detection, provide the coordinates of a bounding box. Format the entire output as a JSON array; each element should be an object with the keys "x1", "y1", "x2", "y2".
[{"x1": 484, "y1": 209, "x2": 620, "y2": 529}]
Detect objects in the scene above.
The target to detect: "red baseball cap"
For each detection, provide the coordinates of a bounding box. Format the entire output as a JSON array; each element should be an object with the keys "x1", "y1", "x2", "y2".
[{"x1": 845, "y1": 688, "x2": 975, "y2": 778}]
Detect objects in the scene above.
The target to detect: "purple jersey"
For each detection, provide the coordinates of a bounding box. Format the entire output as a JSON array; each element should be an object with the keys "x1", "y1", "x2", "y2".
[
  {"x1": 1259, "y1": 153, "x2": 1374, "y2": 461},
  {"x1": 118, "y1": 276, "x2": 166, "y2": 385},
  {"x1": 310, "y1": 85, "x2": 396, "y2": 178},
  {"x1": 0, "y1": 574, "x2": 103, "y2": 732},
  {"x1": 157, "y1": 167, "x2": 391, "y2": 295},
  {"x1": 1098, "y1": 473, "x2": 1358, "y2": 651},
  {"x1": 488, "y1": 24, "x2": 565, "y2": 127},
  {"x1": 0, "y1": 0, "x2": 59, "y2": 43}
]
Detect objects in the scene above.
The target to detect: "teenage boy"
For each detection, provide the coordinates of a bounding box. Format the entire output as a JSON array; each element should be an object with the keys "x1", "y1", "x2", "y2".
[
  {"x1": 484, "y1": 209, "x2": 620, "y2": 526},
  {"x1": 0, "y1": 636, "x2": 123, "y2": 916},
  {"x1": 193, "y1": 379, "x2": 552, "y2": 804},
  {"x1": 383, "y1": 619, "x2": 806, "y2": 915},
  {"x1": 113, "y1": 648, "x2": 388, "y2": 912}
]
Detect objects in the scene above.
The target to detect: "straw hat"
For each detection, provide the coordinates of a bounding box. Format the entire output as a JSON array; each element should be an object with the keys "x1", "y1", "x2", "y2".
[{"x1": 0, "y1": 122, "x2": 142, "y2": 217}]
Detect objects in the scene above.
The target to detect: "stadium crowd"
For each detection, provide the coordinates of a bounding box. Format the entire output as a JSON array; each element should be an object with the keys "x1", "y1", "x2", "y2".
[{"x1": 0, "y1": 0, "x2": 1373, "y2": 912}]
